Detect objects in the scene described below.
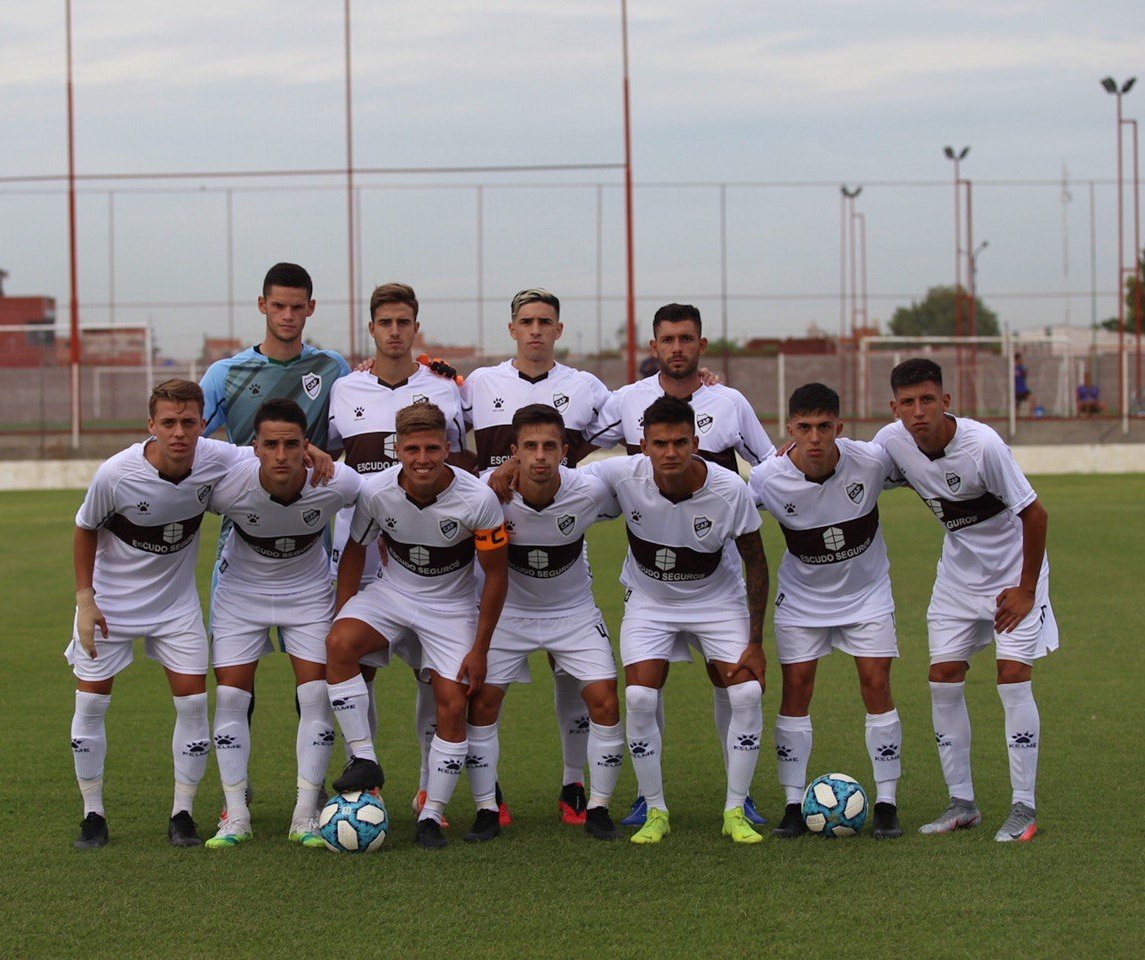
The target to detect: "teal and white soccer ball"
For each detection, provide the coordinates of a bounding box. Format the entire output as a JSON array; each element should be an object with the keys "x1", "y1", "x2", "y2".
[
  {"x1": 319, "y1": 790, "x2": 389, "y2": 853},
  {"x1": 801, "y1": 773, "x2": 868, "y2": 837}
]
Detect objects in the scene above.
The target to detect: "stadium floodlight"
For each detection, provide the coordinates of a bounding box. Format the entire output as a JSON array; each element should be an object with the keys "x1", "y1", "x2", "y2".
[
  {"x1": 1122, "y1": 77, "x2": 1137, "y2": 94},
  {"x1": 1102, "y1": 77, "x2": 1118, "y2": 94},
  {"x1": 840, "y1": 184, "x2": 862, "y2": 199}
]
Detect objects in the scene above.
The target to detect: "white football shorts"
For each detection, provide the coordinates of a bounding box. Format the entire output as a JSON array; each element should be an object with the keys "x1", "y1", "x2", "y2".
[
  {"x1": 66, "y1": 606, "x2": 207, "y2": 681},
  {"x1": 620, "y1": 589, "x2": 750, "y2": 667},
  {"x1": 209, "y1": 583, "x2": 334, "y2": 668},
  {"x1": 773, "y1": 615, "x2": 899, "y2": 664},
  {"x1": 486, "y1": 609, "x2": 616, "y2": 686}
]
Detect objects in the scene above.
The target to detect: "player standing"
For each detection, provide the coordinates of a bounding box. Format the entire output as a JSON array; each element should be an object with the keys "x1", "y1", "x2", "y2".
[
  {"x1": 585, "y1": 302, "x2": 775, "y2": 826},
  {"x1": 464, "y1": 404, "x2": 624, "y2": 842},
  {"x1": 327, "y1": 282, "x2": 468, "y2": 820},
  {"x1": 875, "y1": 358, "x2": 1057, "y2": 842},
  {"x1": 70, "y1": 381, "x2": 245, "y2": 849},
  {"x1": 463, "y1": 287, "x2": 612, "y2": 824},
  {"x1": 584, "y1": 396, "x2": 770, "y2": 844},
  {"x1": 203, "y1": 399, "x2": 361, "y2": 849},
  {"x1": 323, "y1": 402, "x2": 509, "y2": 849},
  {"x1": 749, "y1": 383, "x2": 903, "y2": 840}
]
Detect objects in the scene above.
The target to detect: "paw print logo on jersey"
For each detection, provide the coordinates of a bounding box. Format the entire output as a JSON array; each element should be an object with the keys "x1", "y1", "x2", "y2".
[
  {"x1": 250, "y1": 383, "x2": 262, "y2": 398},
  {"x1": 733, "y1": 734, "x2": 760, "y2": 752},
  {"x1": 438, "y1": 758, "x2": 464, "y2": 774},
  {"x1": 599, "y1": 753, "x2": 623, "y2": 768},
  {"x1": 629, "y1": 510, "x2": 642, "y2": 524},
  {"x1": 628, "y1": 739, "x2": 653, "y2": 758},
  {"x1": 783, "y1": 503, "x2": 796, "y2": 516},
  {"x1": 137, "y1": 500, "x2": 150, "y2": 514},
  {"x1": 246, "y1": 513, "x2": 260, "y2": 526},
  {"x1": 775, "y1": 744, "x2": 795, "y2": 760},
  {"x1": 876, "y1": 743, "x2": 899, "y2": 759},
  {"x1": 505, "y1": 519, "x2": 516, "y2": 533},
  {"x1": 184, "y1": 739, "x2": 210, "y2": 757},
  {"x1": 493, "y1": 397, "x2": 504, "y2": 410},
  {"x1": 384, "y1": 516, "x2": 397, "y2": 529},
  {"x1": 1009, "y1": 731, "x2": 1037, "y2": 748},
  {"x1": 214, "y1": 734, "x2": 238, "y2": 749},
  {"x1": 354, "y1": 406, "x2": 365, "y2": 420}
]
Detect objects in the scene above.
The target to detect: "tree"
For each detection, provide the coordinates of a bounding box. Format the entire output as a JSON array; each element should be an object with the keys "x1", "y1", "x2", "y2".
[{"x1": 888, "y1": 285, "x2": 1000, "y2": 339}]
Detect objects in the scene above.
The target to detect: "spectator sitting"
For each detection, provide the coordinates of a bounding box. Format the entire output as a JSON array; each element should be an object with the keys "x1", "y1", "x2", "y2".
[{"x1": 1076, "y1": 373, "x2": 1105, "y2": 417}]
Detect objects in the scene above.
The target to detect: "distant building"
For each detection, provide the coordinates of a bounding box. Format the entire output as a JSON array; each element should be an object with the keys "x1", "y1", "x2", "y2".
[{"x1": 0, "y1": 296, "x2": 56, "y2": 367}]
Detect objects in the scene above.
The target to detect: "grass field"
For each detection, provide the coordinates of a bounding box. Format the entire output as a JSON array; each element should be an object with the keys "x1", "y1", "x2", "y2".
[{"x1": 1, "y1": 477, "x2": 1142, "y2": 960}]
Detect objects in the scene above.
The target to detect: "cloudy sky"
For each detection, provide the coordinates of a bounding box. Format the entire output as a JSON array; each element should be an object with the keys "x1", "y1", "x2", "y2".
[{"x1": 2, "y1": 1, "x2": 1143, "y2": 358}]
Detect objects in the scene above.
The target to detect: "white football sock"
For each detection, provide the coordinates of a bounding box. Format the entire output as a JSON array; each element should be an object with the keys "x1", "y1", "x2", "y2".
[
  {"x1": 656, "y1": 689, "x2": 666, "y2": 736},
  {"x1": 72, "y1": 691, "x2": 110, "y2": 815},
  {"x1": 343, "y1": 677, "x2": 379, "y2": 762},
  {"x1": 294, "y1": 680, "x2": 334, "y2": 821},
  {"x1": 172, "y1": 692, "x2": 209, "y2": 817},
  {"x1": 465, "y1": 722, "x2": 500, "y2": 811},
  {"x1": 774, "y1": 714, "x2": 813, "y2": 805},
  {"x1": 998, "y1": 681, "x2": 1039, "y2": 808},
  {"x1": 587, "y1": 721, "x2": 624, "y2": 809},
  {"x1": 625, "y1": 685, "x2": 665, "y2": 811},
  {"x1": 422, "y1": 734, "x2": 467, "y2": 823},
  {"x1": 712, "y1": 685, "x2": 732, "y2": 769},
  {"x1": 327, "y1": 675, "x2": 377, "y2": 763},
  {"x1": 554, "y1": 671, "x2": 589, "y2": 784},
  {"x1": 414, "y1": 680, "x2": 436, "y2": 792},
  {"x1": 865, "y1": 708, "x2": 903, "y2": 805},
  {"x1": 213, "y1": 685, "x2": 252, "y2": 824},
  {"x1": 929, "y1": 681, "x2": 974, "y2": 802},
  {"x1": 724, "y1": 681, "x2": 763, "y2": 810}
]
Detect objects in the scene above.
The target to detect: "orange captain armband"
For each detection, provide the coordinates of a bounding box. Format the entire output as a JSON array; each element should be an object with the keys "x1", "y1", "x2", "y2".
[{"x1": 473, "y1": 523, "x2": 508, "y2": 551}]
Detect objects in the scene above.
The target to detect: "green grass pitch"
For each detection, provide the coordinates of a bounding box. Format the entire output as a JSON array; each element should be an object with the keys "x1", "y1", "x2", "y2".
[{"x1": 1, "y1": 477, "x2": 1142, "y2": 959}]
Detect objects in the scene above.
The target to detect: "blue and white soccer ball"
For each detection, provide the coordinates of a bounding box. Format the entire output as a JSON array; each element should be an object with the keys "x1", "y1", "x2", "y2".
[
  {"x1": 801, "y1": 773, "x2": 868, "y2": 837},
  {"x1": 319, "y1": 790, "x2": 389, "y2": 853}
]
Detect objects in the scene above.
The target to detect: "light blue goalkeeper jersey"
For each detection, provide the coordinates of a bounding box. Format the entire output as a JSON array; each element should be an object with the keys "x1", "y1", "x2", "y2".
[{"x1": 200, "y1": 344, "x2": 350, "y2": 451}]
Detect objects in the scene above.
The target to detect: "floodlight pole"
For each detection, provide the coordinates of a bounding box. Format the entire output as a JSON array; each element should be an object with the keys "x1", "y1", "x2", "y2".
[
  {"x1": 65, "y1": 0, "x2": 81, "y2": 449},
  {"x1": 1102, "y1": 77, "x2": 1136, "y2": 410},
  {"x1": 344, "y1": 0, "x2": 357, "y2": 360},
  {"x1": 944, "y1": 146, "x2": 970, "y2": 407},
  {"x1": 840, "y1": 185, "x2": 862, "y2": 416},
  {"x1": 621, "y1": 0, "x2": 637, "y2": 382}
]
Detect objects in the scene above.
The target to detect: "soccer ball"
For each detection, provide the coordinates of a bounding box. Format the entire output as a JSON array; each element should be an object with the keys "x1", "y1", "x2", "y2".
[
  {"x1": 801, "y1": 773, "x2": 868, "y2": 837},
  {"x1": 319, "y1": 790, "x2": 389, "y2": 853}
]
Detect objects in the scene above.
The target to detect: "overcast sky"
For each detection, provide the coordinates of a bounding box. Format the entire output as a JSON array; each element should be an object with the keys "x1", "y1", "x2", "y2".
[{"x1": 2, "y1": 1, "x2": 1144, "y2": 358}]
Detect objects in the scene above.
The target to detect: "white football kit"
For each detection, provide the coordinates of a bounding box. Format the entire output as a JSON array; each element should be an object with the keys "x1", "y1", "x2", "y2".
[
  {"x1": 486, "y1": 466, "x2": 621, "y2": 685},
  {"x1": 583, "y1": 455, "x2": 761, "y2": 666},
  {"x1": 208, "y1": 460, "x2": 361, "y2": 667},
  {"x1": 337, "y1": 467, "x2": 506, "y2": 680},
  {"x1": 68, "y1": 437, "x2": 245, "y2": 680},
  {"x1": 749, "y1": 438, "x2": 898, "y2": 664},
  {"x1": 874, "y1": 416, "x2": 1058, "y2": 664},
  {"x1": 586, "y1": 375, "x2": 775, "y2": 472},
  {"x1": 462, "y1": 360, "x2": 611, "y2": 471},
  {"x1": 327, "y1": 367, "x2": 465, "y2": 581}
]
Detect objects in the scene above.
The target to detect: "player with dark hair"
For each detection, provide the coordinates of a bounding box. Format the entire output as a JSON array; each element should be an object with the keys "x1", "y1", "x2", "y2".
[
  {"x1": 323, "y1": 402, "x2": 509, "y2": 849},
  {"x1": 463, "y1": 287, "x2": 613, "y2": 826},
  {"x1": 203, "y1": 399, "x2": 361, "y2": 849},
  {"x1": 70, "y1": 380, "x2": 246, "y2": 849},
  {"x1": 749, "y1": 383, "x2": 903, "y2": 840},
  {"x1": 463, "y1": 404, "x2": 624, "y2": 842},
  {"x1": 585, "y1": 303, "x2": 775, "y2": 827},
  {"x1": 875, "y1": 358, "x2": 1057, "y2": 842},
  {"x1": 583, "y1": 395, "x2": 770, "y2": 844}
]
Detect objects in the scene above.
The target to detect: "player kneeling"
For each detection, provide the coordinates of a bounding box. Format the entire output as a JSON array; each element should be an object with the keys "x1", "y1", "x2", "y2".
[
  {"x1": 749, "y1": 383, "x2": 903, "y2": 840},
  {"x1": 324, "y1": 402, "x2": 509, "y2": 849},
  {"x1": 204, "y1": 399, "x2": 361, "y2": 848},
  {"x1": 465, "y1": 405, "x2": 625, "y2": 842}
]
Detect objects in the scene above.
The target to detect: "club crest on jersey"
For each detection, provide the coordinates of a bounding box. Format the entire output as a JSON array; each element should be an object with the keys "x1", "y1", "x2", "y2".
[
  {"x1": 846, "y1": 482, "x2": 865, "y2": 504},
  {"x1": 552, "y1": 392, "x2": 570, "y2": 412},
  {"x1": 557, "y1": 513, "x2": 576, "y2": 536},
  {"x1": 412, "y1": 394, "x2": 428, "y2": 404},
  {"x1": 301, "y1": 372, "x2": 322, "y2": 401},
  {"x1": 693, "y1": 515, "x2": 712, "y2": 538},
  {"x1": 301, "y1": 508, "x2": 322, "y2": 527},
  {"x1": 696, "y1": 413, "x2": 714, "y2": 434},
  {"x1": 945, "y1": 472, "x2": 961, "y2": 492},
  {"x1": 439, "y1": 518, "x2": 459, "y2": 540},
  {"x1": 196, "y1": 484, "x2": 212, "y2": 505}
]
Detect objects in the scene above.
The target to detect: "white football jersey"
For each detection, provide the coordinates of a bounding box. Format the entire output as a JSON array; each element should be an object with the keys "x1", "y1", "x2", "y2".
[
  {"x1": 586, "y1": 375, "x2": 775, "y2": 472},
  {"x1": 75, "y1": 437, "x2": 244, "y2": 627},
  {"x1": 327, "y1": 367, "x2": 465, "y2": 580},
  {"x1": 873, "y1": 416, "x2": 1046, "y2": 593},
  {"x1": 583, "y1": 455, "x2": 760, "y2": 610},
  {"x1": 348, "y1": 466, "x2": 506, "y2": 609},
  {"x1": 749, "y1": 438, "x2": 895, "y2": 626},
  {"x1": 501, "y1": 466, "x2": 621, "y2": 618},
  {"x1": 462, "y1": 360, "x2": 611, "y2": 470},
  {"x1": 209, "y1": 459, "x2": 361, "y2": 598}
]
